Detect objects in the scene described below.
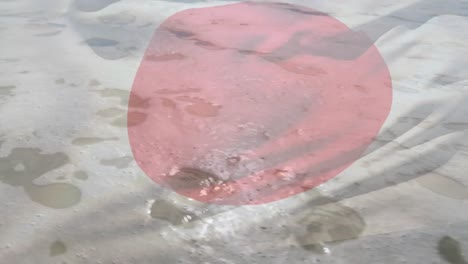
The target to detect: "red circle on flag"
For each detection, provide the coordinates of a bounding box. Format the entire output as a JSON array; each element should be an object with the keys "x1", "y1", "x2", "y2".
[{"x1": 128, "y1": 2, "x2": 392, "y2": 205}]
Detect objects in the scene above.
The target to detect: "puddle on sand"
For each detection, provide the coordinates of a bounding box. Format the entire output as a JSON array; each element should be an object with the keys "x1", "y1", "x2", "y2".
[
  {"x1": 54, "y1": 78, "x2": 65, "y2": 84},
  {"x1": 148, "y1": 199, "x2": 199, "y2": 226},
  {"x1": 416, "y1": 174, "x2": 468, "y2": 200},
  {"x1": 292, "y1": 193, "x2": 366, "y2": 252},
  {"x1": 49, "y1": 240, "x2": 67, "y2": 256},
  {"x1": 100, "y1": 156, "x2": 133, "y2": 169},
  {"x1": 0, "y1": 148, "x2": 81, "y2": 208},
  {"x1": 438, "y1": 236, "x2": 468, "y2": 264},
  {"x1": 72, "y1": 137, "x2": 118, "y2": 146},
  {"x1": 0, "y1": 85, "x2": 15, "y2": 97}
]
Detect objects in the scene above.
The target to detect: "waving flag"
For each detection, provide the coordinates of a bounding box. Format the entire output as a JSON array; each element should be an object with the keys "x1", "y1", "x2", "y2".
[{"x1": 1, "y1": 0, "x2": 468, "y2": 263}]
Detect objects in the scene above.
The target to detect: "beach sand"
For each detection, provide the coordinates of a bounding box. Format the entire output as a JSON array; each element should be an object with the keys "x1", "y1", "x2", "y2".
[{"x1": 1, "y1": 0, "x2": 468, "y2": 263}]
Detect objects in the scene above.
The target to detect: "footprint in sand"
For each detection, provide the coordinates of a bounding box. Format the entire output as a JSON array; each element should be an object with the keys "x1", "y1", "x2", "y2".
[
  {"x1": 49, "y1": 240, "x2": 67, "y2": 257},
  {"x1": 0, "y1": 85, "x2": 15, "y2": 98},
  {"x1": 438, "y1": 236, "x2": 468, "y2": 264}
]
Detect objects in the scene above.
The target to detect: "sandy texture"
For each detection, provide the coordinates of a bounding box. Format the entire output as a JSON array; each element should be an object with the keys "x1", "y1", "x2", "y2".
[{"x1": 1, "y1": 0, "x2": 468, "y2": 263}]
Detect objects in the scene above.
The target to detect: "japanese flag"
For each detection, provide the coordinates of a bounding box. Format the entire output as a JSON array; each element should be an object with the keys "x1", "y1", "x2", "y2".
[{"x1": 1, "y1": 0, "x2": 468, "y2": 263}]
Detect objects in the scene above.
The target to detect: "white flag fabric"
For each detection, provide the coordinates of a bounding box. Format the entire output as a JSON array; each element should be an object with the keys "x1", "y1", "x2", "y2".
[{"x1": 1, "y1": 0, "x2": 468, "y2": 263}]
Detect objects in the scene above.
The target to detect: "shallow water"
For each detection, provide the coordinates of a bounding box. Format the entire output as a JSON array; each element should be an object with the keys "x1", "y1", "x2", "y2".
[{"x1": 1, "y1": 0, "x2": 468, "y2": 263}]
